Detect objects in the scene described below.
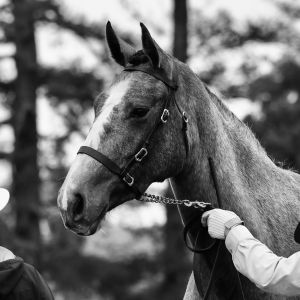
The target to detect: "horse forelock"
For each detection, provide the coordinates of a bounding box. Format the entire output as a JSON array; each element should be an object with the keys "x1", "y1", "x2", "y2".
[{"x1": 128, "y1": 50, "x2": 149, "y2": 66}]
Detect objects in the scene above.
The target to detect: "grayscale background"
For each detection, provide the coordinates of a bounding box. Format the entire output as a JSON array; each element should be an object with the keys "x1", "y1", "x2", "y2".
[{"x1": 0, "y1": 0, "x2": 299, "y2": 299}]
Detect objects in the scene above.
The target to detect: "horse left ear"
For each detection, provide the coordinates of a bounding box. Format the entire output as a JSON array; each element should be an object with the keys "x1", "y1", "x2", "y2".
[
  {"x1": 106, "y1": 21, "x2": 136, "y2": 67},
  {"x1": 140, "y1": 23, "x2": 168, "y2": 69}
]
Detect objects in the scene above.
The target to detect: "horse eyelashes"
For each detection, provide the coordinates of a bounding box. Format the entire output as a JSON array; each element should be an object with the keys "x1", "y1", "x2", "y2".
[{"x1": 130, "y1": 107, "x2": 150, "y2": 118}]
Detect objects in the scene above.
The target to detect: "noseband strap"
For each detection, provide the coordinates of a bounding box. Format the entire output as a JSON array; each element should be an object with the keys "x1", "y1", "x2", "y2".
[
  {"x1": 78, "y1": 146, "x2": 121, "y2": 176},
  {"x1": 77, "y1": 65, "x2": 188, "y2": 199},
  {"x1": 78, "y1": 146, "x2": 142, "y2": 196}
]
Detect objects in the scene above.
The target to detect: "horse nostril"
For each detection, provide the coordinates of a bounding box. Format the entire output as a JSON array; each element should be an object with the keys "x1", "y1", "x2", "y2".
[{"x1": 72, "y1": 193, "x2": 85, "y2": 222}]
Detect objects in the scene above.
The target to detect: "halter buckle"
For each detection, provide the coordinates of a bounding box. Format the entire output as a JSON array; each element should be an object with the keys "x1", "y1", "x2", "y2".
[
  {"x1": 161, "y1": 109, "x2": 170, "y2": 123},
  {"x1": 135, "y1": 147, "x2": 148, "y2": 162},
  {"x1": 123, "y1": 173, "x2": 134, "y2": 186}
]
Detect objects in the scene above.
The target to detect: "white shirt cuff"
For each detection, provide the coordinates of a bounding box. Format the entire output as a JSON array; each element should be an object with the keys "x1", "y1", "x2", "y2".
[{"x1": 225, "y1": 225, "x2": 254, "y2": 255}]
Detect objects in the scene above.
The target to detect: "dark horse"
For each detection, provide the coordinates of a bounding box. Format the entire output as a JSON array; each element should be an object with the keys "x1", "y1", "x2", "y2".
[{"x1": 57, "y1": 22, "x2": 300, "y2": 299}]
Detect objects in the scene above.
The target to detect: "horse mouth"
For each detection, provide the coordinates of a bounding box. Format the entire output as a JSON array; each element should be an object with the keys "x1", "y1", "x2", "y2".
[
  {"x1": 77, "y1": 195, "x2": 135, "y2": 236},
  {"x1": 62, "y1": 189, "x2": 134, "y2": 236},
  {"x1": 67, "y1": 204, "x2": 108, "y2": 236}
]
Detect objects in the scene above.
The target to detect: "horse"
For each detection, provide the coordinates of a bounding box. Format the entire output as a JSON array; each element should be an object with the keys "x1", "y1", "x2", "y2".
[{"x1": 57, "y1": 22, "x2": 300, "y2": 300}]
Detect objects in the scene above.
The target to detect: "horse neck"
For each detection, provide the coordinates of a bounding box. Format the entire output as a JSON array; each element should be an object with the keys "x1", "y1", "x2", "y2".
[{"x1": 170, "y1": 70, "x2": 300, "y2": 251}]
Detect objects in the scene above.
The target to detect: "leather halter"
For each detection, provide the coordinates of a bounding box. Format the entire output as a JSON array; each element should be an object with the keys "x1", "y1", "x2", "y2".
[{"x1": 77, "y1": 64, "x2": 188, "y2": 198}]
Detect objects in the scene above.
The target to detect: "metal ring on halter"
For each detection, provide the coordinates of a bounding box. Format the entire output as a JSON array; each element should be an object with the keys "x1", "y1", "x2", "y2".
[
  {"x1": 135, "y1": 147, "x2": 148, "y2": 162},
  {"x1": 161, "y1": 109, "x2": 170, "y2": 123},
  {"x1": 122, "y1": 173, "x2": 134, "y2": 186},
  {"x1": 182, "y1": 111, "x2": 188, "y2": 123}
]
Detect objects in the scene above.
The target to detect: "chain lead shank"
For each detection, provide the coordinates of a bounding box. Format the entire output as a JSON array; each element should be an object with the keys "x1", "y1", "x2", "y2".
[{"x1": 138, "y1": 193, "x2": 212, "y2": 209}]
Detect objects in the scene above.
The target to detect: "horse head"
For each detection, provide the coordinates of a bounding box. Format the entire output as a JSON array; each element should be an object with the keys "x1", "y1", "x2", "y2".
[{"x1": 57, "y1": 22, "x2": 192, "y2": 236}]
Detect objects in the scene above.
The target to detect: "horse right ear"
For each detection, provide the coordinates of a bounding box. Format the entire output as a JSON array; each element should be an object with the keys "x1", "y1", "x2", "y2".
[
  {"x1": 106, "y1": 21, "x2": 136, "y2": 67},
  {"x1": 140, "y1": 23, "x2": 169, "y2": 69}
]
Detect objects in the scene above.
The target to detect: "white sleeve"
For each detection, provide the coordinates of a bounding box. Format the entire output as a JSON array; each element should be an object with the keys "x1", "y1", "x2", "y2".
[
  {"x1": 225, "y1": 225, "x2": 300, "y2": 296},
  {"x1": 0, "y1": 246, "x2": 15, "y2": 262}
]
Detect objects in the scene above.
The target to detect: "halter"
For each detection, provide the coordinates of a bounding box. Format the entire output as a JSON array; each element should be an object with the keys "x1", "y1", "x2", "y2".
[{"x1": 78, "y1": 64, "x2": 189, "y2": 198}]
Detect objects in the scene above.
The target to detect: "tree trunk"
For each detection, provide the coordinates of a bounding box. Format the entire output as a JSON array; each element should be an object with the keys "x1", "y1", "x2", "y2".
[
  {"x1": 11, "y1": 0, "x2": 41, "y2": 265},
  {"x1": 173, "y1": 0, "x2": 188, "y2": 62},
  {"x1": 159, "y1": 0, "x2": 190, "y2": 298}
]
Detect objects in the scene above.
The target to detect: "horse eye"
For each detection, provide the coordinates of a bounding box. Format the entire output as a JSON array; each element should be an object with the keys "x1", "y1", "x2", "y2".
[{"x1": 130, "y1": 107, "x2": 150, "y2": 118}]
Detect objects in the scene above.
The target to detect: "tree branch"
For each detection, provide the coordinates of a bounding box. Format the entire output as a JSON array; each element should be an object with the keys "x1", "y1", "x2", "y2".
[
  {"x1": 35, "y1": 2, "x2": 105, "y2": 41},
  {"x1": 0, "y1": 151, "x2": 12, "y2": 160},
  {"x1": 0, "y1": 52, "x2": 14, "y2": 61},
  {"x1": 38, "y1": 66, "x2": 102, "y2": 103},
  {"x1": 0, "y1": 118, "x2": 12, "y2": 126},
  {"x1": 0, "y1": 3, "x2": 11, "y2": 12},
  {"x1": 0, "y1": 81, "x2": 14, "y2": 93}
]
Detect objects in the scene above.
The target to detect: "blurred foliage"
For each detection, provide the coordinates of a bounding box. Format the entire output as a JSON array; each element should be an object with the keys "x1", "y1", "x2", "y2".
[
  {"x1": 191, "y1": 2, "x2": 300, "y2": 172},
  {"x1": 0, "y1": 0, "x2": 300, "y2": 299},
  {"x1": 245, "y1": 58, "x2": 300, "y2": 170}
]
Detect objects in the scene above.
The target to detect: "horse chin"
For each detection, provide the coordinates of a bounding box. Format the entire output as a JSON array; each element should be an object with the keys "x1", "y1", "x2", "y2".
[
  {"x1": 79, "y1": 195, "x2": 135, "y2": 236},
  {"x1": 71, "y1": 204, "x2": 108, "y2": 236},
  {"x1": 76, "y1": 219, "x2": 101, "y2": 236},
  {"x1": 67, "y1": 189, "x2": 136, "y2": 236}
]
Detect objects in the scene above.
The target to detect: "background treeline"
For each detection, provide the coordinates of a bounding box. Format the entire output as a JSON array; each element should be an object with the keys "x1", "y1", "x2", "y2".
[{"x1": 0, "y1": 0, "x2": 299, "y2": 299}]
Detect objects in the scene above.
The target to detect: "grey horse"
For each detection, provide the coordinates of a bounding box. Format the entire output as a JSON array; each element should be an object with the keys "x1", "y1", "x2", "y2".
[{"x1": 58, "y1": 22, "x2": 300, "y2": 299}]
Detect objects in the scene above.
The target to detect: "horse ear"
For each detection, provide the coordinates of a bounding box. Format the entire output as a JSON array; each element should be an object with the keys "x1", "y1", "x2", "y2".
[
  {"x1": 140, "y1": 23, "x2": 163, "y2": 68},
  {"x1": 106, "y1": 21, "x2": 136, "y2": 67}
]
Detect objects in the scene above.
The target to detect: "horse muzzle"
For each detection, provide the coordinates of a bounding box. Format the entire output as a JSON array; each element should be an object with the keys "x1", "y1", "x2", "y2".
[
  {"x1": 59, "y1": 206, "x2": 107, "y2": 236},
  {"x1": 58, "y1": 187, "x2": 108, "y2": 236}
]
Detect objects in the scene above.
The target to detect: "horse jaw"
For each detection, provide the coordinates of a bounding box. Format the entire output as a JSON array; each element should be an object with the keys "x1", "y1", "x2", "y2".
[{"x1": 57, "y1": 154, "x2": 127, "y2": 236}]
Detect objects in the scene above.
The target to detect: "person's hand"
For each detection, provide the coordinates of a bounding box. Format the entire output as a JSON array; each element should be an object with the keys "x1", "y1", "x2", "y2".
[
  {"x1": 0, "y1": 246, "x2": 15, "y2": 262},
  {"x1": 201, "y1": 209, "x2": 242, "y2": 240}
]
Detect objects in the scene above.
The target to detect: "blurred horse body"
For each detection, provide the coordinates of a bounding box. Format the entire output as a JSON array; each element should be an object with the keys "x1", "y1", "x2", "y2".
[{"x1": 58, "y1": 23, "x2": 300, "y2": 299}]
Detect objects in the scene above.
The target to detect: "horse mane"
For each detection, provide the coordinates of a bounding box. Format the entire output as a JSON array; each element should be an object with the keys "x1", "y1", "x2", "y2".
[
  {"x1": 204, "y1": 85, "x2": 241, "y2": 123},
  {"x1": 204, "y1": 84, "x2": 272, "y2": 157},
  {"x1": 204, "y1": 85, "x2": 300, "y2": 172}
]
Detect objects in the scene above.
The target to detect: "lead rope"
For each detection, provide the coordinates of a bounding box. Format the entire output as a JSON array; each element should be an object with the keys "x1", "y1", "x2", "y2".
[
  {"x1": 183, "y1": 158, "x2": 222, "y2": 300},
  {"x1": 200, "y1": 158, "x2": 224, "y2": 300},
  {"x1": 137, "y1": 157, "x2": 245, "y2": 300},
  {"x1": 205, "y1": 158, "x2": 245, "y2": 300}
]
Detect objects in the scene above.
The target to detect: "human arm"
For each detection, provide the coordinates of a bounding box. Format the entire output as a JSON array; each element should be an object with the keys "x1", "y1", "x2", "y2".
[{"x1": 202, "y1": 209, "x2": 300, "y2": 296}]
